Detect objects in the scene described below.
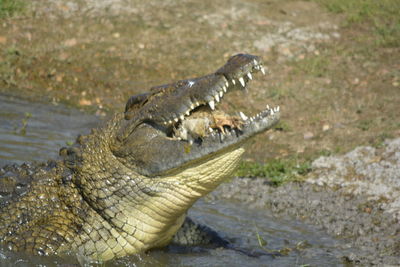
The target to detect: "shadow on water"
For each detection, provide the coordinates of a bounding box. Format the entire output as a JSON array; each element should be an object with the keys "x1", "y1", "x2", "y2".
[{"x1": 0, "y1": 94, "x2": 348, "y2": 266}]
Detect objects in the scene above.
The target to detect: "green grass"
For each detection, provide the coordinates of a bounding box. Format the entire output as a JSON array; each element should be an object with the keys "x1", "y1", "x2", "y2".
[
  {"x1": 0, "y1": 0, "x2": 26, "y2": 18},
  {"x1": 313, "y1": 0, "x2": 400, "y2": 47},
  {"x1": 234, "y1": 158, "x2": 312, "y2": 186},
  {"x1": 0, "y1": 47, "x2": 21, "y2": 86},
  {"x1": 293, "y1": 54, "x2": 330, "y2": 77},
  {"x1": 274, "y1": 121, "x2": 291, "y2": 132},
  {"x1": 357, "y1": 119, "x2": 373, "y2": 131}
]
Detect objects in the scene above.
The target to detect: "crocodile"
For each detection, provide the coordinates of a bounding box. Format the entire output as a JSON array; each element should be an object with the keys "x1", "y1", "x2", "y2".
[{"x1": 0, "y1": 54, "x2": 280, "y2": 262}]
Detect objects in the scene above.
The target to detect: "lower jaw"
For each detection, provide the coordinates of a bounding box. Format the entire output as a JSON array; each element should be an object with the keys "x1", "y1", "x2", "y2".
[{"x1": 164, "y1": 147, "x2": 245, "y2": 196}]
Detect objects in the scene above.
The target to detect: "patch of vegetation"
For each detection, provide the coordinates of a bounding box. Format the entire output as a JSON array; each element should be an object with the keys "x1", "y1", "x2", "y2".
[
  {"x1": 14, "y1": 112, "x2": 31, "y2": 135},
  {"x1": 274, "y1": 120, "x2": 291, "y2": 132},
  {"x1": 234, "y1": 158, "x2": 312, "y2": 186},
  {"x1": 267, "y1": 86, "x2": 294, "y2": 100},
  {"x1": 292, "y1": 54, "x2": 330, "y2": 77},
  {"x1": 0, "y1": 0, "x2": 26, "y2": 18},
  {"x1": 254, "y1": 224, "x2": 311, "y2": 257},
  {"x1": 370, "y1": 132, "x2": 394, "y2": 148},
  {"x1": 0, "y1": 47, "x2": 21, "y2": 86},
  {"x1": 313, "y1": 0, "x2": 400, "y2": 47},
  {"x1": 317, "y1": 149, "x2": 333, "y2": 157},
  {"x1": 357, "y1": 119, "x2": 373, "y2": 131},
  {"x1": 65, "y1": 141, "x2": 74, "y2": 146}
]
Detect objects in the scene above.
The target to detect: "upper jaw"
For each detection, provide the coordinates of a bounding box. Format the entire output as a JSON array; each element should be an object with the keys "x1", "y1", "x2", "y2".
[
  {"x1": 155, "y1": 53, "x2": 268, "y2": 126},
  {"x1": 119, "y1": 54, "x2": 271, "y2": 141}
]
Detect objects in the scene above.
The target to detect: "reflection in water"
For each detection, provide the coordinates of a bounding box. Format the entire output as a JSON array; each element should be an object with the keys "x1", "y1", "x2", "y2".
[{"x1": 0, "y1": 94, "x2": 346, "y2": 266}]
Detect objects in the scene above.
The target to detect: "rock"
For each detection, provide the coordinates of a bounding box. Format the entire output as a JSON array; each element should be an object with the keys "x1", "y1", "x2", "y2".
[{"x1": 303, "y1": 131, "x2": 314, "y2": 139}]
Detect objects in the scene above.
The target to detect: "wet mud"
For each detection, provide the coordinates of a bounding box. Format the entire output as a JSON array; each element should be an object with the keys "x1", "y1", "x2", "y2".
[{"x1": 214, "y1": 139, "x2": 400, "y2": 265}]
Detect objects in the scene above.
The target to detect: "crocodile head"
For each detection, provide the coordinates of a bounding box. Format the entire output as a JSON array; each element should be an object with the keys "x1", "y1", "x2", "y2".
[
  {"x1": 72, "y1": 54, "x2": 280, "y2": 258},
  {"x1": 112, "y1": 54, "x2": 280, "y2": 177}
]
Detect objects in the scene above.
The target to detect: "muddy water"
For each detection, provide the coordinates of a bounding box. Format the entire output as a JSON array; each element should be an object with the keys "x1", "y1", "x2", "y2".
[
  {"x1": 0, "y1": 94, "x2": 346, "y2": 266},
  {"x1": 0, "y1": 94, "x2": 101, "y2": 166}
]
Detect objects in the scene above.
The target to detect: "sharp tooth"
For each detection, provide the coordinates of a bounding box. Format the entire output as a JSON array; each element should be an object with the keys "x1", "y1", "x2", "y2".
[
  {"x1": 266, "y1": 104, "x2": 270, "y2": 110},
  {"x1": 222, "y1": 86, "x2": 227, "y2": 92},
  {"x1": 168, "y1": 120, "x2": 172, "y2": 124},
  {"x1": 163, "y1": 121, "x2": 168, "y2": 125},
  {"x1": 190, "y1": 104, "x2": 195, "y2": 109},
  {"x1": 174, "y1": 118, "x2": 179, "y2": 122},
  {"x1": 239, "y1": 111, "x2": 248, "y2": 121},
  {"x1": 219, "y1": 91, "x2": 223, "y2": 98},
  {"x1": 225, "y1": 81, "x2": 229, "y2": 87},
  {"x1": 253, "y1": 59, "x2": 258, "y2": 65},
  {"x1": 186, "y1": 110, "x2": 191, "y2": 116},
  {"x1": 239, "y1": 77, "x2": 245, "y2": 87},
  {"x1": 180, "y1": 115, "x2": 185, "y2": 120},
  {"x1": 209, "y1": 127, "x2": 213, "y2": 132},
  {"x1": 277, "y1": 106, "x2": 280, "y2": 112},
  {"x1": 195, "y1": 101, "x2": 200, "y2": 106},
  {"x1": 270, "y1": 109, "x2": 274, "y2": 115},
  {"x1": 260, "y1": 66, "x2": 266, "y2": 75},
  {"x1": 247, "y1": 73, "x2": 252, "y2": 80},
  {"x1": 215, "y1": 94, "x2": 220, "y2": 102},
  {"x1": 232, "y1": 79, "x2": 236, "y2": 85},
  {"x1": 208, "y1": 100, "x2": 215, "y2": 110}
]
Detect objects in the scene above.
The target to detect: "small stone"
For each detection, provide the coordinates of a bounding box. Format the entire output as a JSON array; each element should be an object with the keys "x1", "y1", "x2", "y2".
[
  {"x1": 56, "y1": 74, "x2": 63, "y2": 82},
  {"x1": 58, "y1": 52, "x2": 69, "y2": 61},
  {"x1": 64, "y1": 38, "x2": 77, "y2": 47},
  {"x1": 0, "y1": 36, "x2": 7, "y2": 44},
  {"x1": 322, "y1": 124, "x2": 330, "y2": 131},
  {"x1": 79, "y1": 99, "x2": 92, "y2": 106},
  {"x1": 297, "y1": 146, "x2": 305, "y2": 153},
  {"x1": 303, "y1": 132, "x2": 314, "y2": 140}
]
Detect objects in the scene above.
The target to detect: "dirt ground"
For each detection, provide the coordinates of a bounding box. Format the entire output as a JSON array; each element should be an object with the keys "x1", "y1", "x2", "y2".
[{"x1": 1, "y1": 0, "x2": 398, "y2": 164}]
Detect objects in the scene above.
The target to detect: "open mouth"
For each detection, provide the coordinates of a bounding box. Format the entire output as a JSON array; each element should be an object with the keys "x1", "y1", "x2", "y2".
[
  {"x1": 121, "y1": 54, "x2": 280, "y2": 145},
  {"x1": 155, "y1": 55, "x2": 280, "y2": 144}
]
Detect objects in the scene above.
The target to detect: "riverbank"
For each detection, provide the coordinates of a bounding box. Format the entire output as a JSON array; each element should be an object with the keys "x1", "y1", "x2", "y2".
[{"x1": 214, "y1": 138, "x2": 400, "y2": 265}]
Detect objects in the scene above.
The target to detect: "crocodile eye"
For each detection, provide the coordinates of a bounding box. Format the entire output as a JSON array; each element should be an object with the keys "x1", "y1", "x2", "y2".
[{"x1": 125, "y1": 93, "x2": 150, "y2": 120}]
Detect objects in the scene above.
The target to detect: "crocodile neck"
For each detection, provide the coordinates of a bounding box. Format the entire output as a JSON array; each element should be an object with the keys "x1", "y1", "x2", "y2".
[{"x1": 68, "y1": 114, "x2": 244, "y2": 260}]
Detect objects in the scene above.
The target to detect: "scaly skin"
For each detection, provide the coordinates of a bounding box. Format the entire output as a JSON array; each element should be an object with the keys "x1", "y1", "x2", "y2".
[{"x1": 0, "y1": 54, "x2": 280, "y2": 261}]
